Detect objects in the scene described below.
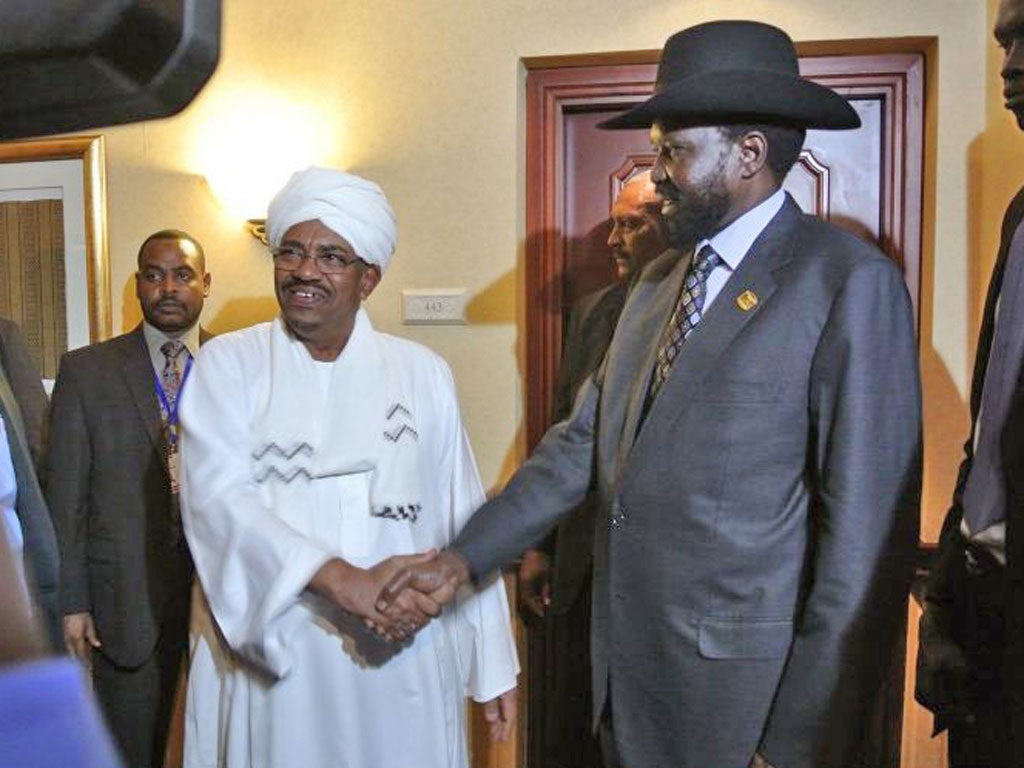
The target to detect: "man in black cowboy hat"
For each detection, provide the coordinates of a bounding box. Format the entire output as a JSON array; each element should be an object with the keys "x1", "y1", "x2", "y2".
[{"x1": 379, "y1": 20, "x2": 921, "y2": 768}]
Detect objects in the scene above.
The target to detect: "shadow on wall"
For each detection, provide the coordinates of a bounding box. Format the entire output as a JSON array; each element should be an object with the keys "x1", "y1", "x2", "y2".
[
  {"x1": 465, "y1": 270, "x2": 516, "y2": 326},
  {"x1": 207, "y1": 297, "x2": 279, "y2": 334},
  {"x1": 919, "y1": 343, "x2": 969, "y2": 542},
  {"x1": 119, "y1": 274, "x2": 143, "y2": 331},
  {"x1": 465, "y1": 267, "x2": 523, "y2": 494},
  {"x1": 473, "y1": 223, "x2": 615, "y2": 494},
  {"x1": 967, "y1": 134, "x2": 988, "y2": 366}
]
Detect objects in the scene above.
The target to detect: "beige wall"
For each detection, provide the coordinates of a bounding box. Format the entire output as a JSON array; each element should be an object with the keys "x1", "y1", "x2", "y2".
[
  {"x1": 92, "y1": 0, "x2": 990, "y2": 506},
  {"x1": 62, "y1": 1, "x2": 1023, "y2": 764}
]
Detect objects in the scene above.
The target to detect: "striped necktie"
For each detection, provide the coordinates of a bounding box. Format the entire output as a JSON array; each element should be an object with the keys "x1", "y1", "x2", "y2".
[{"x1": 649, "y1": 244, "x2": 721, "y2": 398}]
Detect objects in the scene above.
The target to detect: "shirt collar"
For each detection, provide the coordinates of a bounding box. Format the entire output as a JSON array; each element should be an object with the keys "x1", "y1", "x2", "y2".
[
  {"x1": 143, "y1": 321, "x2": 201, "y2": 359},
  {"x1": 696, "y1": 188, "x2": 786, "y2": 272}
]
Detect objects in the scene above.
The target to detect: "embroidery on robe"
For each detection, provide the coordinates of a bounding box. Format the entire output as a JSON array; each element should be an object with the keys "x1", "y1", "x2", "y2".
[
  {"x1": 387, "y1": 403, "x2": 412, "y2": 420},
  {"x1": 253, "y1": 442, "x2": 313, "y2": 461},
  {"x1": 255, "y1": 465, "x2": 314, "y2": 484},
  {"x1": 384, "y1": 401, "x2": 418, "y2": 442},
  {"x1": 371, "y1": 503, "x2": 422, "y2": 522},
  {"x1": 252, "y1": 442, "x2": 315, "y2": 484},
  {"x1": 384, "y1": 424, "x2": 418, "y2": 442}
]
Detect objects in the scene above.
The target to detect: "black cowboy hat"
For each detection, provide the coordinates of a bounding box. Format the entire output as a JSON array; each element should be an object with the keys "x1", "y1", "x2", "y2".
[{"x1": 599, "y1": 20, "x2": 860, "y2": 130}]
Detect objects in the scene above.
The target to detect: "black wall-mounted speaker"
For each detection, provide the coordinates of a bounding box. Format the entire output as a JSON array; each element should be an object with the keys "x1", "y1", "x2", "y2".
[{"x1": 0, "y1": 0, "x2": 221, "y2": 139}]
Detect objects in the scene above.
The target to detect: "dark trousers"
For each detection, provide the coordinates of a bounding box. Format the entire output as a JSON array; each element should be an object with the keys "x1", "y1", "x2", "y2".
[
  {"x1": 92, "y1": 618, "x2": 188, "y2": 768},
  {"x1": 598, "y1": 704, "x2": 623, "y2": 768},
  {"x1": 947, "y1": 542, "x2": 1012, "y2": 768},
  {"x1": 524, "y1": 581, "x2": 603, "y2": 768}
]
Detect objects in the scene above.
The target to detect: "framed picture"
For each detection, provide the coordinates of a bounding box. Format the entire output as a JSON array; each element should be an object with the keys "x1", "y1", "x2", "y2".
[{"x1": 0, "y1": 135, "x2": 110, "y2": 380}]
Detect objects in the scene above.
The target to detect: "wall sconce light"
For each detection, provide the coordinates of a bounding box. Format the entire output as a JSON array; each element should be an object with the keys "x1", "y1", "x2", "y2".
[
  {"x1": 189, "y1": 88, "x2": 337, "y2": 249},
  {"x1": 245, "y1": 218, "x2": 268, "y2": 245}
]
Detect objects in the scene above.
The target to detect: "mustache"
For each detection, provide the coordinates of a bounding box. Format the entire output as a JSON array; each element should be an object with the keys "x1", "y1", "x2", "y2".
[
  {"x1": 282, "y1": 276, "x2": 328, "y2": 293},
  {"x1": 155, "y1": 298, "x2": 184, "y2": 309},
  {"x1": 655, "y1": 185, "x2": 680, "y2": 203}
]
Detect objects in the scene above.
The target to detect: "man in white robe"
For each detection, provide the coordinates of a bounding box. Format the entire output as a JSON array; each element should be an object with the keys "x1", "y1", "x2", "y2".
[{"x1": 179, "y1": 167, "x2": 518, "y2": 768}]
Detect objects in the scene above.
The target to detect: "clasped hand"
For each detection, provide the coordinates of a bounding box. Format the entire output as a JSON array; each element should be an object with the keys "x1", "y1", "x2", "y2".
[
  {"x1": 310, "y1": 549, "x2": 469, "y2": 642},
  {"x1": 371, "y1": 548, "x2": 470, "y2": 639}
]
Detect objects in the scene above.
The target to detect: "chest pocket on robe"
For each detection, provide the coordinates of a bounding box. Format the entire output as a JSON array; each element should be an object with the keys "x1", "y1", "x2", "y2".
[{"x1": 330, "y1": 472, "x2": 376, "y2": 564}]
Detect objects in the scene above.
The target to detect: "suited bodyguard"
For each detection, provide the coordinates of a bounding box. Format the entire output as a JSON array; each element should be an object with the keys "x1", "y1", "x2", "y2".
[
  {"x1": 384, "y1": 20, "x2": 922, "y2": 768},
  {"x1": 915, "y1": 1, "x2": 1024, "y2": 765},
  {"x1": 47, "y1": 230, "x2": 212, "y2": 768},
  {"x1": 0, "y1": 318, "x2": 60, "y2": 648},
  {"x1": 518, "y1": 172, "x2": 669, "y2": 768}
]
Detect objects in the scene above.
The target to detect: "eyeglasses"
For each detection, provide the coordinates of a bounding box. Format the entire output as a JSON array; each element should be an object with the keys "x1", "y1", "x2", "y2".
[{"x1": 270, "y1": 246, "x2": 367, "y2": 274}]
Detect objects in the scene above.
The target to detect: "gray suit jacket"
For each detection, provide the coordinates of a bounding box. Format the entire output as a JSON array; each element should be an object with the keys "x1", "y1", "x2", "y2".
[
  {"x1": 455, "y1": 196, "x2": 922, "y2": 768},
  {"x1": 0, "y1": 318, "x2": 60, "y2": 648},
  {"x1": 545, "y1": 281, "x2": 628, "y2": 613},
  {"x1": 46, "y1": 325, "x2": 194, "y2": 668}
]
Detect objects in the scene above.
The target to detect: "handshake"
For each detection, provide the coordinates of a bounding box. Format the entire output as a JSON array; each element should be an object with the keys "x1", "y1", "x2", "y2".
[{"x1": 309, "y1": 548, "x2": 472, "y2": 642}]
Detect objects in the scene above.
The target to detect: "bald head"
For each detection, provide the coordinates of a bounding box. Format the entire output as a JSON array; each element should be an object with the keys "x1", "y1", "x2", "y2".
[{"x1": 607, "y1": 171, "x2": 669, "y2": 280}]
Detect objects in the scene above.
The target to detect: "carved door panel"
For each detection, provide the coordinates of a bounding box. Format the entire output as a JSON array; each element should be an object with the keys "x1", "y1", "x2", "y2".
[{"x1": 523, "y1": 47, "x2": 926, "y2": 768}]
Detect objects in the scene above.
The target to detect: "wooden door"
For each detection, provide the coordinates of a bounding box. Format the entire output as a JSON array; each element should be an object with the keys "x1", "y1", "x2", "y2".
[{"x1": 523, "y1": 42, "x2": 928, "y2": 768}]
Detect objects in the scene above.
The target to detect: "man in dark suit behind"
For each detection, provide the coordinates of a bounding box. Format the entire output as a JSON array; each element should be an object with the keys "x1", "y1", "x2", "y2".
[
  {"x1": 47, "y1": 230, "x2": 212, "y2": 768},
  {"x1": 381, "y1": 20, "x2": 921, "y2": 768},
  {"x1": 518, "y1": 171, "x2": 668, "y2": 768},
  {"x1": 0, "y1": 317, "x2": 60, "y2": 647},
  {"x1": 916, "y1": 1, "x2": 1024, "y2": 765}
]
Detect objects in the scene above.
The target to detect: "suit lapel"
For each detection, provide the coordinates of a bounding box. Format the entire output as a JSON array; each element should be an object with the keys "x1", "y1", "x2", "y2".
[
  {"x1": 614, "y1": 249, "x2": 692, "y2": 468},
  {"x1": 119, "y1": 326, "x2": 164, "y2": 453},
  {"x1": 631, "y1": 198, "x2": 801, "y2": 450}
]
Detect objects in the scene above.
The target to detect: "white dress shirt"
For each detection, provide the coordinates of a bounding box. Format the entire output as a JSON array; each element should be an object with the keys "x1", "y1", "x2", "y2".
[
  {"x1": 697, "y1": 187, "x2": 786, "y2": 312},
  {"x1": 142, "y1": 321, "x2": 201, "y2": 377}
]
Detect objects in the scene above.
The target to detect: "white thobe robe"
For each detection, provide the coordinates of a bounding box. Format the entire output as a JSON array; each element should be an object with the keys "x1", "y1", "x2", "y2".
[{"x1": 179, "y1": 312, "x2": 518, "y2": 768}]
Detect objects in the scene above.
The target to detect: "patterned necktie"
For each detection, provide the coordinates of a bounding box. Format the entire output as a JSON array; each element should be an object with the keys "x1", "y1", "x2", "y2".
[
  {"x1": 160, "y1": 340, "x2": 185, "y2": 414},
  {"x1": 160, "y1": 340, "x2": 187, "y2": 542},
  {"x1": 649, "y1": 244, "x2": 722, "y2": 397}
]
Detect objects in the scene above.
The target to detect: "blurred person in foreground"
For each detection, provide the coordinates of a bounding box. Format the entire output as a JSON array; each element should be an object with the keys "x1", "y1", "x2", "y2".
[
  {"x1": 0, "y1": 521, "x2": 123, "y2": 768},
  {"x1": 0, "y1": 317, "x2": 60, "y2": 648}
]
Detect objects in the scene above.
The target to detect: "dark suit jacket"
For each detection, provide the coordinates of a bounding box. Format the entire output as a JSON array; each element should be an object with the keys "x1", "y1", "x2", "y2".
[
  {"x1": 46, "y1": 325, "x2": 199, "y2": 668},
  {"x1": 455, "y1": 196, "x2": 922, "y2": 768},
  {"x1": 545, "y1": 282, "x2": 628, "y2": 613},
  {"x1": 917, "y1": 186, "x2": 1024, "y2": 743},
  {"x1": 0, "y1": 318, "x2": 60, "y2": 647}
]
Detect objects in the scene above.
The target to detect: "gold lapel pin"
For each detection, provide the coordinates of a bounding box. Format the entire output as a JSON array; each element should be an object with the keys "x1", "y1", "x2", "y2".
[{"x1": 736, "y1": 290, "x2": 758, "y2": 312}]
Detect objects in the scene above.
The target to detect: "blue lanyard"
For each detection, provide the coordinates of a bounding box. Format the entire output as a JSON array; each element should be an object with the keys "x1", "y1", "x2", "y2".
[{"x1": 153, "y1": 354, "x2": 194, "y2": 432}]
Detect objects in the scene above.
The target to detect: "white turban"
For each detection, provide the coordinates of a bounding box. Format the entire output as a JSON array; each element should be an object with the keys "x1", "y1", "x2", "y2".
[{"x1": 266, "y1": 167, "x2": 398, "y2": 273}]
